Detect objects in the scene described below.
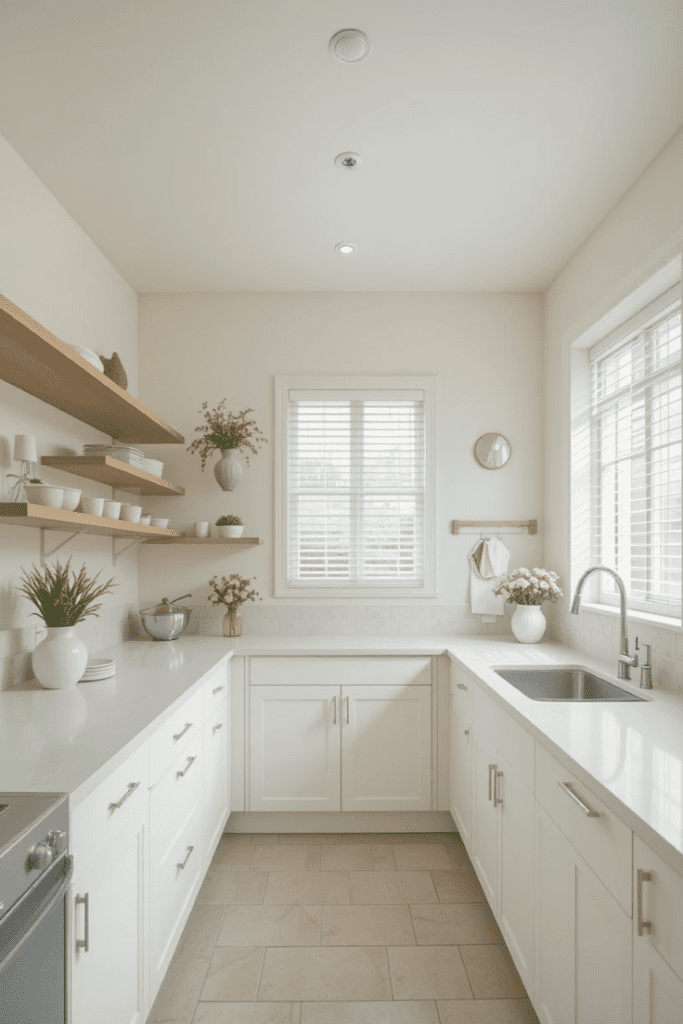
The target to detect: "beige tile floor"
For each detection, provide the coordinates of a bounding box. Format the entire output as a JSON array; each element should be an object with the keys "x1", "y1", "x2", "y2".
[{"x1": 148, "y1": 832, "x2": 539, "y2": 1024}]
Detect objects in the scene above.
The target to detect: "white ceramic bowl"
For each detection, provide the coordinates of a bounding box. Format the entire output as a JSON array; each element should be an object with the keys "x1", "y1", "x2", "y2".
[
  {"x1": 143, "y1": 458, "x2": 164, "y2": 477},
  {"x1": 80, "y1": 496, "x2": 105, "y2": 517},
  {"x1": 61, "y1": 487, "x2": 82, "y2": 512},
  {"x1": 67, "y1": 344, "x2": 104, "y2": 371},
  {"x1": 150, "y1": 517, "x2": 169, "y2": 529},
  {"x1": 102, "y1": 500, "x2": 121, "y2": 520},
  {"x1": 24, "y1": 484, "x2": 64, "y2": 509},
  {"x1": 139, "y1": 513, "x2": 151, "y2": 526},
  {"x1": 120, "y1": 504, "x2": 142, "y2": 523}
]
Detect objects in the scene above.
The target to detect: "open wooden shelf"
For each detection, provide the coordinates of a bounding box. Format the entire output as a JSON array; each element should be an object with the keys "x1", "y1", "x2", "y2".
[
  {"x1": 0, "y1": 503, "x2": 180, "y2": 539},
  {"x1": 41, "y1": 455, "x2": 185, "y2": 496},
  {"x1": 0, "y1": 294, "x2": 184, "y2": 444},
  {"x1": 144, "y1": 535, "x2": 262, "y2": 546}
]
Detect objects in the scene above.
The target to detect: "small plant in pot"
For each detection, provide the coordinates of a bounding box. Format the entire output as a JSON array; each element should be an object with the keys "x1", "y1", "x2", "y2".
[
  {"x1": 17, "y1": 559, "x2": 117, "y2": 688},
  {"x1": 208, "y1": 573, "x2": 261, "y2": 637},
  {"x1": 215, "y1": 514, "x2": 244, "y2": 539},
  {"x1": 187, "y1": 401, "x2": 267, "y2": 491}
]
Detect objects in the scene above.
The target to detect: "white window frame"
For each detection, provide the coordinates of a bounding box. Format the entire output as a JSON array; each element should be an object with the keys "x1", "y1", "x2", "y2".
[
  {"x1": 275, "y1": 375, "x2": 437, "y2": 598},
  {"x1": 570, "y1": 256, "x2": 682, "y2": 625}
]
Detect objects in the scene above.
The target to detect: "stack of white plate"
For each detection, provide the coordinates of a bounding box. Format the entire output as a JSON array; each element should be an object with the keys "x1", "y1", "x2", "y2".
[
  {"x1": 79, "y1": 658, "x2": 116, "y2": 682},
  {"x1": 142, "y1": 458, "x2": 164, "y2": 477},
  {"x1": 67, "y1": 344, "x2": 104, "y2": 371},
  {"x1": 83, "y1": 443, "x2": 145, "y2": 467}
]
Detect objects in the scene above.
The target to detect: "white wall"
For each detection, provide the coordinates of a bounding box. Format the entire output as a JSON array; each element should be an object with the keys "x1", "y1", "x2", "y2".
[
  {"x1": 0, "y1": 132, "x2": 139, "y2": 687},
  {"x1": 138, "y1": 291, "x2": 543, "y2": 635},
  {"x1": 543, "y1": 126, "x2": 683, "y2": 692}
]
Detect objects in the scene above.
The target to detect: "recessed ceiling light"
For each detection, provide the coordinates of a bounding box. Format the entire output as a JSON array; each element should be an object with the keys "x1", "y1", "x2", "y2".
[
  {"x1": 335, "y1": 242, "x2": 356, "y2": 254},
  {"x1": 335, "y1": 152, "x2": 362, "y2": 169},
  {"x1": 329, "y1": 29, "x2": 371, "y2": 63}
]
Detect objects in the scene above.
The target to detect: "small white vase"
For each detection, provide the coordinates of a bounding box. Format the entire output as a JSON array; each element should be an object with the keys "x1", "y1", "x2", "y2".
[
  {"x1": 32, "y1": 627, "x2": 88, "y2": 689},
  {"x1": 510, "y1": 604, "x2": 546, "y2": 644},
  {"x1": 214, "y1": 450, "x2": 243, "y2": 491}
]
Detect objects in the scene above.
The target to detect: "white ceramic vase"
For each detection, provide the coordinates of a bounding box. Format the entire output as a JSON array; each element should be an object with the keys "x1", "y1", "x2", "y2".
[
  {"x1": 32, "y1": 627, "x2": 88, "y2": 689},
  {"x1": 214, "y1": 450, "x2": 243, "y2": 491},
  {"x1": 510, "y1": 604, "x2": 546, "y2": 644}
]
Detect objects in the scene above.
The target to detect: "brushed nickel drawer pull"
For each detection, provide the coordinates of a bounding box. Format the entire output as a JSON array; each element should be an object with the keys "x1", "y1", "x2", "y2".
[
  {"x1": 75, "y1": 893, "x2": 89, "y2": 952},
  {"x1": 457, "y1": 683, "x2": 468, "y2": 691},
  {"x1": 346, "y1": 696, "x2": 350, "y2": 725},
  {"x1": 464, "y1": 728, "x2": 470, "y2": 736},
  {"x1": 332, "y1": 695, "x2": 337, "y2": 725},
  {"x1": 177, "y1": 846, "x2": 194, "y2": 871},
  {"x1": 558, "y1": 781, "x2": 600, "y2": 817},
  {"x1": 212, "y1": 685, "x2": 224, "y2": 695},
  {"x1": 494, "y1": 770, "x2": 503, "y2": 808},
  {"x1": 108, "y1": 781, "x2": 140, "y2": 812},
  {"x1": 177, "y1": 755, "x2": 196, "y2": 779},
  {"x1": 173, "y1": 722, "x2": 193, "y2": 742},
  {"x1": 488, "y1": 763, "x2": 496, "y2": 802},
  {"x1": 213, "y1": 722, "x2": 223, "y2": 732},
  {"x1": 637, "y1": 868, "x2": 653, "y2": 936}
]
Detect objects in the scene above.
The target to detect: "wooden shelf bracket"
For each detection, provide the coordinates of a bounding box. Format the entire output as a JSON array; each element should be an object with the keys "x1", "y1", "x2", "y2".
[{"x1": 40, "y1": 528, "x2": 86, "y2": 565}]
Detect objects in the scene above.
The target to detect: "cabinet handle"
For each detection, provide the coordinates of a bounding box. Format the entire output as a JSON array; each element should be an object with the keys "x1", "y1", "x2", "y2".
[
  {"x1": 346, "y1": 696, "x2": 350, "y2": 725},
  {"x1": 212, "y1": 722, "x2": 223, "y2": 732},
  {"x1": 493, "y1": 770, "x2": 504, "y2": 808},
  {"x1": 177, "y1": 755, "x2": 196, "y2": 779},
  {"x1": 637, "y1": 868, "x2": 653, "y2": 936},
  {"x1": 173, "y1": 722, "x2": 193, "y2": 742},
  {"x1": 75, "y1": 893, "x2": 89, "y2": 952},
  {"x1": 212, "y1": 685, "x2": 224, "y2": 695},
  {"x1": 457, "y1": 683, "x2": 468, "y2": 691},
  {"x1": 177, "y1": 846, "x2": 194, "y2": 871},
  {"x1": 464, "y1": 728, "x2": 470, "y2": 736},
  {"x1": 332, "y1": 696, "x2": 337, "y2": 725},
  {"x1": 108, "y1": 781, "x2": 140, "y2": 812},
  {"x1": 488, "y1": 763, "x2": 496, "y2": 802},
  {"x1": 558, "y1": 781, "x2": 600, "y2": 817}
]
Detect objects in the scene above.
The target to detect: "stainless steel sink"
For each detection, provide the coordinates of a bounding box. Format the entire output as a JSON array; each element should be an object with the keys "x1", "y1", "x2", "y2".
[{"x1": 494, "y1": 667, "x2": 645, "y2": 701}]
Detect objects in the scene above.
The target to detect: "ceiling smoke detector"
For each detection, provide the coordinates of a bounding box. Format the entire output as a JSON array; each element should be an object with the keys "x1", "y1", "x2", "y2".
[
  {"x1": 329, "y1": 29, "x2": 371, "y2": 63},
  {"x1": 335, "y1": 152, "x2": 362, "y2": 169}
]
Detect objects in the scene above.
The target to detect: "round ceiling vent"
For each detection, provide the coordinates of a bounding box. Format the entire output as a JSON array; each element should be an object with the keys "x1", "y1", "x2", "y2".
[
  {"x1": 335, "y1": 152, "x2": 362, "y2": 169},
  {"x1": 329, "y1": 29, "x2": 371, "y2": 63}
]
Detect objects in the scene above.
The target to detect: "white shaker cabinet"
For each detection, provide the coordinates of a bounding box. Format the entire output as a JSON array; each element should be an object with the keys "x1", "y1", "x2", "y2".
[
  {"x1": 534, "y1": 802, "x2": 632, "y2": 1024},
  {"x1": 448, "y1": 670, "x2": 472, "y2": 846},
  {"x1": 633, "y1": 834, "x2": 683, "y2": 1023},
  {"x1": 250, "y1": 685, "x2": 342, "y2": 811},
  {"x1": 70, "y1": 802, "x2": 148, "y2": 1024}
]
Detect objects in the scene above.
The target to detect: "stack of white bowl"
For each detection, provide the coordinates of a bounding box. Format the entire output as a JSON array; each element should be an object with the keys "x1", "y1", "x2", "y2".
[{"x1": 24, "y1": 483, "x2": 81, "y2": 511}]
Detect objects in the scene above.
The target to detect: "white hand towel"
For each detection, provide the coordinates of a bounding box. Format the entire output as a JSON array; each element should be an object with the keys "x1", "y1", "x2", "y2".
[{"x1": 469, "y1": 537, "x2": 511, "y2": 622}]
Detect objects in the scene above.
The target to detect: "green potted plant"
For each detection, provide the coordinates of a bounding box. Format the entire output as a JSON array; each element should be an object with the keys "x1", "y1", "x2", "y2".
[
  {"x1": 187, "y1": 401, "x2": 266, "y2": 491},
  {"x1": 17, "y1": 559, "x2": 116, "y2": 688},
  {"x1": 208, "y1": 573, "x2": 261, "y2": 636},
  {"x1": 215, "y1": 514, "x2": 244, "y2": 539}
]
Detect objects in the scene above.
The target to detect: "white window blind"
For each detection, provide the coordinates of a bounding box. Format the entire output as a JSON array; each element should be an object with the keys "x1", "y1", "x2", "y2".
[
  {"x1": 589, "y1": 301, "x2": 682, "y2": 617},
  {"x1": 286, "y1": 392, "x2": 426, "y2": 588}
]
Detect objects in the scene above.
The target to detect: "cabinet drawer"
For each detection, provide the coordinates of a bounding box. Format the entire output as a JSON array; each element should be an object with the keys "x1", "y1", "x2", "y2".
[
  {"x1": 71, "y1": 741, "x2": 149, "y2": 879},
  {"x1": 150, "y1": 732, "x2": 202, "y2": 879},
  {"x1": 203, "y1": 665, "x2": 229, "y2": 719},
  {"x1": 250, "y1": 656, "x2": 432, "y2": 687},
  {"x1": 634, "y1": 834, "x2": 683, "y2": 981},
  {"x1": 535, "y1": 743, "x2": 632, "y2": 913},
  {"x1": 150, "y1": 688, "x2": 203, "y2": 785},
  {"x1": 472, "y1": 685, "x2": 534, "y2": 789}
]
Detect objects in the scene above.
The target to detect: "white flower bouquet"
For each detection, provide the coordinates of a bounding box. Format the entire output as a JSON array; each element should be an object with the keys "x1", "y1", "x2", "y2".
[{"x1": 493, "y1": 567, "x2": 563, "y2": 606}]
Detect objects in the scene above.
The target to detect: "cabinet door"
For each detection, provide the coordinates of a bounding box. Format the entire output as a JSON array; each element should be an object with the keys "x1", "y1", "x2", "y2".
[
  {"x1": 250, "y1": 685, "x2": 341, "y2": 811},
  {"x1": 497, "y1": 752, "x2": 535, "y2": 995},
  {"x1": 634, "y1": 936, "x2": 683, "y2": 1024},
  {"x1": 70, "y1": 804, "x2": 147, "y2": 1024},
  {"x1": 341, "y1": 684, "x2": 432, "y2": 812},
  {"x1": 449, "y1": 703, "x2": 472, "y2": 847},
  {"x1": 633, "y1": 833, "x2": 683, "y2": 1023},
  {"x1": 204, "y1": 709, "x2": 230, "y2": 866},
  {"x1": 471, "y1": 725, "x2": 498, "y2": 907},
  {"x1": 535, "y1": 803, "x2": 631, "y2": 1024}
]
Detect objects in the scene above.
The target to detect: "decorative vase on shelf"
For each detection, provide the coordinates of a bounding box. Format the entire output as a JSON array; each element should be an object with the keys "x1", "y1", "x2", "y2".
[
  {"x1": 510, "y1": 604, "x2": 546, "y2": 644},
  {"x1": 222, "y1": 610, "x2": 243, "y2": 637},
  {"x1": 214, "y1": 450, "x2": 243, "y2": 491},
  {"x1": 32, "y1": 627, "x2": 88, "y2": 689}
]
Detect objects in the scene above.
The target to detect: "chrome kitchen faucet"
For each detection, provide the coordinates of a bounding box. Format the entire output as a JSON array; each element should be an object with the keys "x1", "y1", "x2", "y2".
[{"x1": 570, "y1": 566, "x2": 640, "y2": 681}]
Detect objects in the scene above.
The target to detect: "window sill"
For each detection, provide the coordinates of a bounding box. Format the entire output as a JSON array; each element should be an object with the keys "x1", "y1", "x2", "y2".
[{"x1": 579, "y1": 602, "x2": 682, "y2": 632}]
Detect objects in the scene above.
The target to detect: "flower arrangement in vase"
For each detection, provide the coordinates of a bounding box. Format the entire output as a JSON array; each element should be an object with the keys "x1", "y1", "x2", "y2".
[
  {"x1": 208, "y1": 573, "x2": 261, "y2": 637},
  {"x1": 215, "y1": 514, "x2": 244, "y2": 539},
  {"x1": 493, "y1": 567, "x2": 563, "y2": 644},
  {"x1": 187, "y1": 401, "x2": 266, "y2": 491},
  {"x1": 18, "y1": 559, "x2": 116, "y2": 688}
]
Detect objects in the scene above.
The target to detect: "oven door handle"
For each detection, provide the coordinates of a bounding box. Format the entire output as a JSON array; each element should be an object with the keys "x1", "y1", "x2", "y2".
[{"x1": 0, "y1": 854, "x2": 74, "y2": 975}]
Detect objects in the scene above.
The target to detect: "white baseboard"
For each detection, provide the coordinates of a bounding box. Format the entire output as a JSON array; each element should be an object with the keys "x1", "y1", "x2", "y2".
[{"x1": 225, "y1": 811, "x2": 456, "y2": 834}]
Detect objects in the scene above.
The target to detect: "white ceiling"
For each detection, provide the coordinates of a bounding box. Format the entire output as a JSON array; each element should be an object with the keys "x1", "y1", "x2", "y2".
[{"x1": 0, "y1": 0, "x2": 682, "y2": 293}]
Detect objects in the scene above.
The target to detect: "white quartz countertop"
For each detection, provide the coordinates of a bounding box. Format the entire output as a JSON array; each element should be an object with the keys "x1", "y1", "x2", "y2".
[{"x1": 0, "y1": 638, "x2": 232, "y2": 808}]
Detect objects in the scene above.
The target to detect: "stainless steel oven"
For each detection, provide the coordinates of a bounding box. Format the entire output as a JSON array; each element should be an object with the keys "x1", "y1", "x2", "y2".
[{"x1": 0, "y1": 794, "x2": 71, "y2": 1024}]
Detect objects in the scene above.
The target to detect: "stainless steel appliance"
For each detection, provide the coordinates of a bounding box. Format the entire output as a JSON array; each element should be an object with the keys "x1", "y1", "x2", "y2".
[{"x1": 0, "y1": 793, "x2": 72, "y2": 1024}]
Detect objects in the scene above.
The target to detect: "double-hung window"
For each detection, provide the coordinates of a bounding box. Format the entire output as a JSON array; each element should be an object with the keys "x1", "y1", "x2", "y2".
[
  {"x1": 588, "y1": 289, "x2": 681, "y2": 617},
  {"x1": 275, "y1": 376, "x2": 436, "y2": 597}
]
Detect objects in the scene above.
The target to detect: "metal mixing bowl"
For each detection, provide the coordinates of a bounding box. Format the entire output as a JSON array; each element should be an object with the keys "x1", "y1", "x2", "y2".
[{"x1": 140, "y1": 594, "x2": 192, "y2": 641}]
